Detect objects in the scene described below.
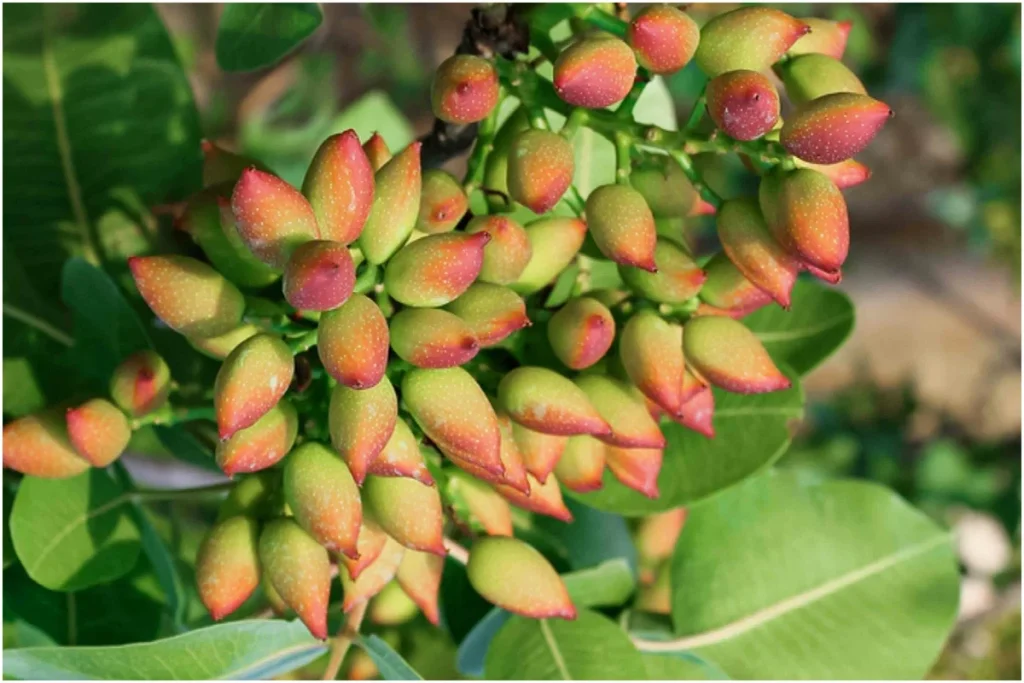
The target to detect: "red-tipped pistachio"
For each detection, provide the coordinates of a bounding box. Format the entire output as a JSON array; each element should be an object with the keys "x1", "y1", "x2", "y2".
[
  {"x1": 760, "y1": 168, "x2": 849, "y2": 274},
  {"x1": 576, "y1": 375, "x2": 666, "y2": 449},
  {"x1": 217, "y1": 471, "x2": 280, "y2": 521},
  {"x1": 230, "y1": 168, "x2": 320, "y2": 267},
  {"x1": 777, "y1": 54, "x2": 866, "y2": 106},
  {"x1": 363, "y1": 133, "x2": 392, "y2": 171},
  {"x1": 507, "y1": 130, "x2": 575, "y2": 214},
  {"x1": 396, "y1": 550, "x2": 445, "y2": 625},
  {"x1": 389, "y1": 308, "x2": 479, "y2": 369},
  {"x1": 65, "y1": 398, "x2": 131, "y2": 468},
  {"x1": 466, "y1": 215, "x2": 533, "y2": 285},
  {"x1": 384, "y1": 231, "x2": 488, "y2": 307},
  {"x1": 318, "y1": 294, "x2": 389, "y2": 389},
  {"x1": 129, "y1": 255, "x2": 245, "y2": 338},
  {"x1": 512, "y1": 217, "x2": 588, "y2": 294},
  {"x1": 282, "y1": 240, "x2": 356, "y2": 311},
  {"x1": 499, "y1": 366, "x2": 611, "y2": 436},
  {"x1": 363, "y1": 475, "x2": 446, "y2": 556},
  {"x1": 467, "y1": 537, "x2": 576, "y2": 619},
  {"x1": 196, "y1": 515, "x2": 261, "y2": 621},
  {"x1": 694, "y1": 7, "x2": 809, "y2": 77},
  {"x1": 619, "y1": 238, "x2": 705, "y2": 304},
  {"x1": 627, "y1": 5, "x2": 700, "y2": 74},
  {"x1": 3, "y1": 412, "x2": 90, "y2": 478},
  {"x1": 341, "y1": 535, "x2": 406, "y2": 613},
  {"x1": 698, "y1": 252, "x2": 774, "y2": 317},
  {"x1": 301, "y1": 130, "x2": 375, "y2": 245},
  {"x1": 497, "y1": 472, "x2": 573, "y2": 522},
  {"x1": 450, "y1": 413, "x2": 530, "y2": 494},
  {"x1": 787, "y1": 17, "x2": 852, "y2": 59},
  {"x1": 554, "y1": 34, "x2": 637, "y2": 108},
  {"x1": 781, "y1": 93, "x2": 893, "y2": 165},
  {"x1": 341, "y1": 517, "x2": 389, "y2": 581},
  {"x1": 547, "y1": 297, "x2": 616, "y2": 370},
  {"x1": 620, "y1": 310, "x2": 685, "y2": 416},
  {"x1": 188, "y1": 323, "x2": 261, "y2": 360},
  {"x1": 109, "y1": 350, "x2": 172, "y2": 418},
  {"x1": 417, "y1": 169, "x2": 469, "y2": 234},
  {"x1": 671, "y1": 383, "x2": 715, "y2": 438},
  {"x1": 328, "y1": 377, "x2": 398, "y2": 484},
  {"x1": 283, "y1": 442, "x2": 362, "y2": 558},
  {"x1": 554, "y1": 435, "x2": 607, "y2": 493},
  {"x1": 684, "y1": 315, "x2": 789, "y2": 394},
  {"x1": 605, "y1": 445, "x2": 662, "y2": 498},
  {"x1": 706, "y1": 70, "x2": 780, "y2": 141},
  {"x1": 259, "y1": 519, "x2": 332, "y2": 639},
  {"x1": 586, "y1": 184, "x2": 658, "y2": 271},
  {"x1": 717, "y1": 198, "x2": 800, "y2": 308},
  {"x1": 512, "y1": 423, "x2": 568, "y2": 484},
  {"x1": 367, "y1": 418, "x2": 434, "y2": 485},
  {"x1": 358, "y1": 142, "x2": 422, "y2": 264},
  {"x1": 448, "y1": 471, "x2": 514, "y2": 536},
  {"x1": 445, "y1": 283, "x2": 529, "y2": 347},
  {"x1": 630, "y1": 155, "x2": 697, "y2": 219},
  {"x1": 794, "y1": 158, "x2": 871, "y2": 189},
  {"x1": 214, "y1": 334, "x2": 293, "y2": 439},
  {"x1": 431, "y1": 55, "x2": 500, "y2": 124}
]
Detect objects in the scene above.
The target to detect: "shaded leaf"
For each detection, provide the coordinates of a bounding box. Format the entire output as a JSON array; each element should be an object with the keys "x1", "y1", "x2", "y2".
[
  {"x1": 537, "y1": 498, "x2": 638, "y2": 574},
  {"x1": 359, "y1": 634, "x2": 424, "y2": 680},
  {"x1": 216, "y1": 3, "x2": 323, "y2": 72}
]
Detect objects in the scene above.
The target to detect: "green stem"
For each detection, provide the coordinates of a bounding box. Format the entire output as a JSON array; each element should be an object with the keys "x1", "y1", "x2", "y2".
[
  {"x1": 353, "y1": 263, "x2": 379, "y2": 295},
  {"x1": 573, "y1": 5, "x2": 628, "y2": 37},
  {"x1": 667, "y1": 149, "x2": 724, "y2": 210},
  {"x1": 683, "y1": 87, "x2": 707, "y2": 134},
  {"x1": 616, "y1": 76, "x2": 649, "y2": 120},
  {"x1": 287, "y1": 330, "x2": 319, "y2": 355},
  {"x1": 560, "y1": 186, "x2": 587, "y2": 215},
  {"x1": 463, "y1": 90, "x2": 505, "y2": 192},
  {"x1": 560, "y1": 107, "x2": 589, "y2": 140},
  {"x1": 131, "y1": 482, "x2": 234, "y2": 503},
  {"x1": 614, "y1": 132, "x2": 633, "y2": 185},
  {"x1": 130, "y1": 405, "x2": 215, "y2": 430}
]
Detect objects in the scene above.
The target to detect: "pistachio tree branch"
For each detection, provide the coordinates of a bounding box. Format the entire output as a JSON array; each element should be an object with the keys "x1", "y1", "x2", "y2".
[{"x1": 321, "y1": 600, "x2": 369, "y2": 681}]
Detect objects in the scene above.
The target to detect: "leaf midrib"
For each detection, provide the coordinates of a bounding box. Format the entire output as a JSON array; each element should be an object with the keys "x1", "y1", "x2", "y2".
[
  {"x1": 540, "y1": 619, "x2": 572, "y2": 680},
  {"x1": 754, "y1": 311, "x2": 853, "y2": 344},
  {"x1": 25, "y1": 494, "x2": 130, "y2": 577}
]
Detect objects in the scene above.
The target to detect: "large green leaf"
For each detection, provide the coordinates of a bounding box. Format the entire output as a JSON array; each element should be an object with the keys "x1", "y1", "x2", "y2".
[
  {"x1": 536, "y1": 499, "x2": 638, "y2": 573},
  {"x1": 635, "y1": 471, "x2": 959, "y2": 679},
  {"x1": 9, "y1": 470, "x2": 141, "y2": 592},
  {"x1": 572, "y1": 367, "x2": 804, "y2": 515},
  {"x1": 358, "y1": 635, "x2": 423, "y2": 681},
  {"x1": 2, "y1": 619, "x2": 327, "y2": 680},
  {"x1": 215, "y1": 3, "x2": 323, "y2": 72},
  {"x1": 641, "y1": 652, "x2": 730, "y2": 680}
]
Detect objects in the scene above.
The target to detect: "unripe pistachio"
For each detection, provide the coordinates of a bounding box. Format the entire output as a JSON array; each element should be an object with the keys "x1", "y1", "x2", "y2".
[
  {"x1": 605, "y1": 445, "x2": 662, "y2": 498},
  {"x1": 498, "y1": 472, "x2": 573, "y2": 522},
  {"x1": 129, "y1": 255, "x2": 245, "y2": 338},
  {"x1": 431, "y1": 55, "x2": 500, "y2": 124},
  {"x1": 636, "y1": 564, "x2": 672, "y2": 614},
  {"x1": 64, "y1": 398, "x2": 131, "y2": 468},
  {"x1": 794, "y1": 158, "x2": 871, "y2": 189},
  {"x1": 3, "y1": 412, "x2": 90, "y2": 478},
  {"x1": 619, "y1": 238, "x2": 705, "y2": 304},
  {"x1": 635, "y1": 508, "x2": 687, "y2": 583},
  {"x1": 680, "y1": 367, "x2": 708, "y2": 406},
  {"x1": 348, "y1": 649, "x2": 380, "y2": 681},
  {"x1": 554, "y1": 34, "x2": 637, "y2": 109},
  {"x1": 717, "y1": 198, "x2": 799, "y2": 308},
  {"x1": 230, "y1": 168, "x2": 320, "y2": 267},
  {"x1": 201, "y1": 140, "x2": 264, "y2": 187},
  {"x1": 259, "y1": 519, "x2": 332, "y2": 639},
  {"x1": 363, "y1": 475, "x2": 446, "y2": 556},
  {"x1": 781, "y1": 93, "x2": 893, "y2": 165},
  {"x1": 449, "y1": 412, "x2": 530, "y2": 494},
  {"x1": 109, "y1": 350, "x2": 172, "y2": 418},
  {"x1": 778, "y1": 54, "x2": 866, "y2": 106},
  {"x1": 282, "y1": 240, "x2": 356, "y2": 311},
  {"x1": 683, "y1": 315, "x2": 789, "y2": 394},
  {"x1": 367, "y1": 418, "x2": 434, "y2": 485},
  {"x1": 318, "y1": 294, "x2": 389, "y2": 389},
  {"x1": 671, "y1": 383, "x2": 715, "y2": 438},
  {"x1": 417, "y1": 170, "x2": 469, "y2": 234},
  {"x1": 467, "y1": 537, "x2": 576, "y2": 619},
  {"x1": 630, "y1": 155, "x2": 696, "y2": 219},
  {"x1": 448, "y1": 471, "x2": 514, "y2": 536},
  {"x1": 283, "y1": 442, "x2": 362, "y2": 557},
  {"x1": 195, "y1": 515, "x2": 261, "y2": 621},
  {"x1": 706, "y1": 70, "x2": 781, "y2": 141},
  {"x1": 362, "y1": 133, "x2": 392, "y2": 172},
  {"x1": 188, "y1": 323, "x2": 261, "y2": 360},
  {"x1": 627, "y1": 5, "x2": 700, "y2": 74},
  {"x1": 554, "y1": 435, "x2": 607, "y2": 493},
  {"x1": 698, "y1": 252, "x2": 773, "y2": 317},
  {"x1": 576, "y1": 375, "x2": 666, "y2": 449},
  {"x1": 512, "y1": 423, "x2": 568, "y2": 484},
  {"x1": 389, "y1": 308, "x2": 479, "y2": 369},
  {"x1": 620, "y1": 310, "x2": 685, "y2": 416},
  {"x1": 396, "y1": 550, "x2": 445, "y2": 625},
  {"x1": 217, "y1": 471, "x2": 281, "y2": 521},
  {"x1": 402, "y1": 367, "x2": 502, "y2": 474},
  {"x1": 301, "y1": 131, "x2": 375, "y2": 245},
  {"x1": 512, "y1": 217, "x2": 588, "y2": 294},
  {"x1": 694, "y1": 7, "x2": 809, "y2": 77},
  {"x1": 507, "y1": 129, "x2": 575, "y2": 214},
  {"x1": 499, "y1": 366, "x2": 611, "y2": 437},
  {"x1": 384, "y1": 232, "x2": 489, "y2": 307},
  {"x1": 341, "y1": 516, "x2": 389, "y2": 581},
  {"x1": 328, "y1": 377, "x2": 398, "y2": 485},
  {"x1": 759, "y1": 168, "x2": 849, "y2": 273},
  {"x1": 369, "y1": 581, "x2": 420, "y2": 625},
  {"x1": 358, "y1": 142, "x2": 423, "y2": 264},
  {"x1": 214, "y1": 334, "x2": 293, "y2": 439},
  {"x1": 547, "y1": 297, "x2": 616, "y2": 370},
  {"x1": 466, "y1": 215, "x2": 533, "y2": 285},
  {"x1": 787, "y1": 18, "x2": 853, "y2": 59},
  {"x1": 444, "y1": 283, "x2": 529, "y2": 347},
  {"x1": 586, "y1": 184, "x2": 658, "y2": 271},
  {"x1": 340, "y1": 535, "x2": 406, "y2": 613}
]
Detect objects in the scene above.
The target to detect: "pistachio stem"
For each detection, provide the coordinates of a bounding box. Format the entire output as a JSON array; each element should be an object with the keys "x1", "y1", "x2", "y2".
[
  {"x1": 129, "y1": 404, "x2": 216, "y2": 429},
  {"x1": 443, "y1": 537, "x2": 470, "y2": 564},
  {"x1": 321, "y1": 600, "x2": 368, "y2": 681},
  {"x1": 463, "y1": 90, "x2": 505, "y2": 192}
]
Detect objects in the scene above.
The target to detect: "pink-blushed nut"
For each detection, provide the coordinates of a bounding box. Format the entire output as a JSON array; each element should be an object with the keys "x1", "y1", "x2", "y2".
[
  {"x1": 341, "y1": 517, "x2": 389, "y2": 581},
  {"x1": 554, "y1": 34, "x2": 637, "y2": 109},
  {"x1": 448, "y1": 471, "x2": 514, "y2": 536},
  {"x1": 671, "y1": 384, "x2": 715, "y2": 437},
  {"x1": 282, "y1": 240, "x2": 356, "y2": 311},
  {"x1": 431, "y1": 54, "x2": 500, "y2": 124},
  {"x1": 318, "y1": 294, "x2": 389, "y2": 389},
  {"x1": 635, "y1": 508, "x2": 687, "y2": 582},
  {"x1": 605, "y1": 445, "x2": 663, "y2": 498},
  {"x1": 620, "y1": 310, "x2": 685, "y2": 416},
  {"x1": 694, "y1": 7, "x2": 810, "y2": 77},
  {"x1": 794, "y1": 158, "x2": 871, "y2": 189},
  {"x1": 498, "y1": 366, "x2": 611, "y2": 437},
  {"x1": 363, "y1": 475, "x2": 447, "y2": 556},
  {"x1": 417, "y1": 169, "x2": 469, "y2": 234},
  {"x1": 547, "y1": 297, "x2": 616, "y2": 370},
  {"x1": 357, "y1": 142, "x2": 422, "y2": 264},
  {"x1": 683, "y1": 315, "x2": 790, "y2": 394},
  {"x1": 402, "y1": 367, "x2": 503, "y2": 474},
  {"x1": 586, "y1": 184, "x2": 658, "y2": 272},
  {"x1": 781, "y1": 92, "x2": 893, "y2": 165},
  {"x1": 201, "y1": 140, "x2": 266, "y2": 187},
  {"x1": 260, "y1": 519, "x2": 332, "y2": 639},
  {"x1": 65, "y1": 398, "x2": 131, "y2": 468},
  {"x1": 448, "y1": 412, "x2": 531, "y2": 494},
  {"x1": 384, "y1": 231, "x2": 489, "y2": 307},
  {"x1": 362, "y1": 133, "x2": 392, "y2": 171},
  {"x1": 717, "y1": 198, "x2": 800, "y2": 308},
  {"x1": 576, "y1": 375, "x2": 666, "y2": 449},
  {"x1": 467, "y1": 536, "x2": 577, "y2": 619},
  {"x1": 627, "y1": 5, "x2": 700, "y2": 74},
  {"x1": 497, "y1": 472, "x2": 574, "y2": 522},
  {"x1": 553, "y1": 435, "x2": 607, "y2": 493},
  {"x1": 109, "y1": 350, "x2": 172, "y2": 418},
  {"x1": 340, "y1": 535, "x2": 406, "y2": 613},
  {"x1": 619, "y1": 238, "x2": 705, "y2": 304},
  {"x1": 367, "y1": 418, "x2": 434, "y2": 486},
  {"x1": 302, "y1": 130, "x2": 375, "y2": 245},
  {"x1": 507, "y1": 130, "x2": 576, "y2": 215},
  {"x1": 689, "y1": 196, "x2": 718, "y2": 217},
  {"x1": 348, "y1": 650, "x2": 380, "y2": 681},
  {"x1": 283, "y1": 442, "x2": 362, "y2": 558},
  {"x1": 328, "y1": 377, "x2": 398, "y2": 485},
  {"x1": 216, "y1": 401, "x2": 298, "y2": 475},
  {"x1": 777, "y1": 54, "x2": 866, "y2": 106},
  {"x1": 787, "y1": 17, "x2": 853, "y2": 59},
  {"x1": 706, "y1": 69, "x2": 781, "y2": 141},
  {"x1": 369, "y1": 581, "x2": 420, "y2": 626},
  {"x1": 445, "y1": 283, "x2": 530, "y2": 347},
  {"x1": 760, "y1": 168, "x2": 849, "y2": 273},
  {"x1": 396, "y1": 550, "x2": 445, "y2": 625},
  {"x1": 630, "y1": 155, "x2": 697, "y2": 219},
  {"x1": 129, "y1": 255, "x2": 245, "y2": 338},
  {"x1": 214, "y1": 334, "x2": 293, "y2": 439},
  {"x1": 230, "y1": 168, "x2": 320, "y2": 268},
  {"x1": 187, "y1": 324, "x2": 261, "y2": 361},
  {"x1": 3, "y1": 412, "x2": 90, "y2": 478},
  {"x1": 698, "y1": 251, "x2": 775, "y2": 317},
  {"x1": 512, "y1": 217, "x2": 588, "y2": 295},
  {"x1": 511, "y1": 423, "x2": 568, "y2": 484},
  {"x1": 196, "y1": 515, "x2": 261, "y2": 621},
  {"x1": 466, "y1": 215, "x2": 533, "y2": 285},
  {"x1": 389, "y1": 308, "x2": 479, "y2": 369}
]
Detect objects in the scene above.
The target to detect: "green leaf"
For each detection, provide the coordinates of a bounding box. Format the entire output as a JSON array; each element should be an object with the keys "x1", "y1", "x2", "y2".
[
  {"x1": 153, "y1": 425, "x2": 221, "y2": 473},
  {"x1": 641, "y1": 652, "x2": 730, "y2": 680},
  {"x1": 485, "y1": 609, "x2": 647, "y2": 680},
  {"x1": 536, "y1": 499, "x2": 638, "y2": 574},
  {"x1": 572, "y1": 366, "x2": 805, "y2": 515},
  {"x1": 128, "y1": 503, "x2": 187, "y2": 632},
  {"x1": 2, "y1": 619, "x2": 328, "y2": 680},
  {"x1": 10, "y1": 470, "x2": 141, "y2": 592},
  {"x1": 215, "y1": 3, "x2": 323, "y2": 72},
  {"x1": 743, "y1": 278, "x2": 855, "y2": 376},
  {"x1": 359, "y1": 635, "x2": 424, "y2": 680},
  {"x1": 544, "y1": 263, "x2": 581, "y2": 308},
  {"x1": 637, "y1": 471, "x2": 959, "y2": 679}
]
